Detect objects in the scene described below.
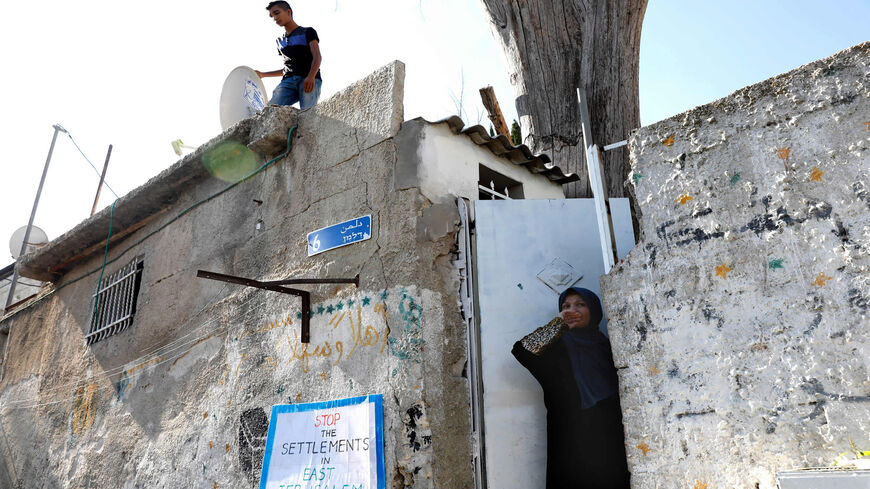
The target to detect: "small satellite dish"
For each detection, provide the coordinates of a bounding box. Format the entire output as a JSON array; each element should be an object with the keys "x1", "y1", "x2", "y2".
[
  {"x1": 219, "y1": 66, "x2": 269, "y2": 130},
  {"x1": 9, "y1": 225, "x2": 49, "y2": 259}
]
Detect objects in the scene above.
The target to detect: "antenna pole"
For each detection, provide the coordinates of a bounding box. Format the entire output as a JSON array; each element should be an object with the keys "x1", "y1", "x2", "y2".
[
  {"x1": 3, "y1": 124, "x2": 65, "y2": 315},
  {"x1": 90, "y1": 144, "x2": 113, "y2": 216}
]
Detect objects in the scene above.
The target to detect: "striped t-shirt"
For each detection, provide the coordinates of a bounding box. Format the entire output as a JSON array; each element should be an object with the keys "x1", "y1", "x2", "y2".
[{"x1": 276, "y1": 26, "x2": 321, "y2": 80}]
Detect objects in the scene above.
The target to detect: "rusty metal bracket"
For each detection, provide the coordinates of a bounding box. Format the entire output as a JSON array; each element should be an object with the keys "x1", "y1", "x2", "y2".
[{"x1": 196, "y1": 270, "x2": 359, "y2": 343}]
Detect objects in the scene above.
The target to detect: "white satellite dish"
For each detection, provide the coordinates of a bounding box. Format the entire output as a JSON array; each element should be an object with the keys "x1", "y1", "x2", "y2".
[
  {"x1": 219, "y1": 66, "x2": 269, "y2": 130},
  {"x1": 9, "y1": 225, "x2": 49, "y2": 259}
]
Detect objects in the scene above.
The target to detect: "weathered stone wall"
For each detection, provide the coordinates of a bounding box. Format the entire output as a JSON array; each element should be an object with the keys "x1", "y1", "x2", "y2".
[
  {"x1": 0, "y1": 62, "x2": 473, "y2": 488},
  {"x1": 602, "y1": 42, "x2": 870, "y2": 489}
]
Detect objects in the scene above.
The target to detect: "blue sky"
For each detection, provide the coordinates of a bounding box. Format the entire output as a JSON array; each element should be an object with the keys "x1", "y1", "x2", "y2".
[
  {"x1": 640, "y1": 0, "x2": 870, "y2": 125},
  {"x1": 0, "y1": 0, "x2": 867, "y2": 260}
]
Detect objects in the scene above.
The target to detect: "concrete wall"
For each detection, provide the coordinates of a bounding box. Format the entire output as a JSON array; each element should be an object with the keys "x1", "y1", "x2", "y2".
[
  {"x1": 602, "y1": 42, "x2": 870, "y2": 489},
  {"x1": 0, "y1": 61, "x2": 529, "y2": 488},
  {"x1": 403, "y1": 122, "x2": 566, "y2": 204}
]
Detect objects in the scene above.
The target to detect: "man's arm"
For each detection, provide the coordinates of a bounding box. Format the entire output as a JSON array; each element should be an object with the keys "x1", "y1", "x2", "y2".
[
  {"x1": 255, "y1": 69, "x2": 284, "y2": 78},
  {"x1": 302, "y1": 40, "x2": 322, "y2": 93}
]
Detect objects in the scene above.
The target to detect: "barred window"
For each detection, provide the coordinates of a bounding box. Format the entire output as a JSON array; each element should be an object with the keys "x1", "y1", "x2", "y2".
[{"x1": 87, "y1": 257, "x2": 144, "y2": 345}]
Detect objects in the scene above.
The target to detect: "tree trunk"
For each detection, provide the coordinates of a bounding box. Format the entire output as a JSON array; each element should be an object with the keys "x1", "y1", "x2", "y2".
[{"x1": 479, "y1": 0, "x2": 647, "y2": 199}]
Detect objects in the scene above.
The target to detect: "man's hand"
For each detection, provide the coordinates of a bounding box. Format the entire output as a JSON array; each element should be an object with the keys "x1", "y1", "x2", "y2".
[
  {"x1": 254, "y1": 70, "x2": 264, "y2": 78},
  {"x1": 302, "y1": 75, "x2": 316, "y2": 93}
]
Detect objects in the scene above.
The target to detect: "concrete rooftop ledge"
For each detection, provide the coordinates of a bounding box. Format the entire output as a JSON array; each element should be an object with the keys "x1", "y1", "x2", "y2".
[
  {"x1": 17, "y1": 119, "x2": 261, "y2": 282},
  {"x1": 17, "y1": 61, "x2": 409, "y2": 283}
]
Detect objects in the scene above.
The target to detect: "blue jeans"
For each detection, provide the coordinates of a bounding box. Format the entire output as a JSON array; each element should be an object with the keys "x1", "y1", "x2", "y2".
[{"x1": 271, "y1": 76, "x2": 322, "y2": 109}]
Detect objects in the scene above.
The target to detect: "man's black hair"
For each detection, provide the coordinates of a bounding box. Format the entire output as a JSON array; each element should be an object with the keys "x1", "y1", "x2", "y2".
[{"x1": 265, "y1": 1, "x2": 292, "y2": 15}]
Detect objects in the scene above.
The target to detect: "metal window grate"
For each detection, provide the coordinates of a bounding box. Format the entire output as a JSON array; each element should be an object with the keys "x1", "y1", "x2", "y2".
[{"x1": 86, "y1": 257, "x2": 143, "y2": 345}]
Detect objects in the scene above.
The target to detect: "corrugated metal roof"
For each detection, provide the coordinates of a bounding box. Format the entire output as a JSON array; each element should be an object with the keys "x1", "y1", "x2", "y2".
[{"x1": 422, "y1": 116, "x2": 579, "y2": 184}]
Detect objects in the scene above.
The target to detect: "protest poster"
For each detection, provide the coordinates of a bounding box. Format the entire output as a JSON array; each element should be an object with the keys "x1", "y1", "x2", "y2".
[{"x1": 259, "y1": 395, "x2": 385, "y2": 489}]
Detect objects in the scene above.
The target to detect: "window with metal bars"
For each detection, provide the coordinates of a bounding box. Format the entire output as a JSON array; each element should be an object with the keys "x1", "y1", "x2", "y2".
[{"x1": 86, "y1": 257, "x2": 144, "y2": 345}]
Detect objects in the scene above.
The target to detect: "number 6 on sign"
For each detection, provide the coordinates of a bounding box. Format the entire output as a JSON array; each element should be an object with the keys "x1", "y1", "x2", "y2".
[{"x1": 309, "y1": 234, "x2": 321, "y2": 254}]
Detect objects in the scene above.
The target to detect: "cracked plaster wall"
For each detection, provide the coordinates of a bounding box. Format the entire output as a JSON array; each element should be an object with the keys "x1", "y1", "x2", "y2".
[
  {"x1": 0, "y1": 61, "x2": 473, "y2": 489},
  {"x1": 601, "y1": 42, "x2": 870, "y2": 489}
]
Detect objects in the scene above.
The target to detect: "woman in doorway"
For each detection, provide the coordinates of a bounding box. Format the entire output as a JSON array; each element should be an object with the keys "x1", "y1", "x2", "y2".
[{"x1": 511, "y1": 287, "x2": 630, "y2": 489}]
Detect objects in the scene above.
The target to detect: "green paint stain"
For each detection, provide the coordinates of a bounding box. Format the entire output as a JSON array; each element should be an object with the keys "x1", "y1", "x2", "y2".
[
  {"x1": 768, "y1": 258, "x2": 785, "y2": 270},
  {"x1": 316, "y1": 304, "x2": 325, "y2": 315},
  {"x1": 296, "y1": 312, "x2": 302, "y2": 320},
  {"x1": 380, "y1": 290, "x2": 389, "y2": 301},
  {"x1": 336, "y1": 302, "x2": 344, "y2": 311},
  {"x1": 730, "y1": 173, "x2": 742, "y2": 185},
  {"x1": 326, "y1": 305, "x2": 334, "y2": 314},
  {"x1": 517, "y1": 283, "x2": 523, "y2": 290},
  {"x1": 346, "y1": 299, "x2": 355, "y2": 307},
  {"x1": 632, "y1": 173, "x2": 644, "y2": 184},
  {"x1": 276, "y1": 386, "x2": 285, "y2": 395},
  {"x1": 362, "y1": 297, "x2": 371, "y2": 306}
]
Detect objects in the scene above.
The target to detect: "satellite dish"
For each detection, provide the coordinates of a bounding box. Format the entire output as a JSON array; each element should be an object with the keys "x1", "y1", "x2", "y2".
[
  {"x1": 219, "y1": 66, "x2": 269, "y2": 130},
  {"x1": 9, "y1": 225, "x2": 49, "y2": 259}
]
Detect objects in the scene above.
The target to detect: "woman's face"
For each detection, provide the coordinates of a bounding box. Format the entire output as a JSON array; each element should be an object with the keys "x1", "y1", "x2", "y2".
[{"x1": 560, "y1": 293, "x2": 591, "y2": 329}]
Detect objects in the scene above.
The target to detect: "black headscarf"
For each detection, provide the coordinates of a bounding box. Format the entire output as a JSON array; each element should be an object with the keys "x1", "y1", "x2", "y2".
[{"x1": 558, "y1": 287, "x2": 620, "y2": 409}]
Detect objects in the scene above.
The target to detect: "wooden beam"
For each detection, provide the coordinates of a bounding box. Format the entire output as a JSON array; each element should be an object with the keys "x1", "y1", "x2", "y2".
[{"x1": 478, "y1": 86, "x2": 510, "y2": 138}]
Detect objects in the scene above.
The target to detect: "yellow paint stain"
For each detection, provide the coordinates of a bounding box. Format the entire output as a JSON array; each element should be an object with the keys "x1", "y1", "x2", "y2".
[
  {"x1": 663, "y1": 136, "x2": 675, "y2": 147},
  {"x1": 813, "y1": 272, "x2": 833, "y2": 287},
  {"x1": 319, "y1": 371, "x2": 328, "y2": 381},
  {"x1": 225, "y1": 443, "x2": 231, "y2": 453},
  {"x1": 636, "y1": 442, "x2": 652, "y2": 455},
  {"x1": 715, "y1": 263, "x2": 733, "y2": 279},
  {"x1": 295, "y1": 392, "x2": 303, "y2": 402},
  {"x1": 864, "y1": 121, "x2": 870, "y2": 130},
  {"x1": 414, "y1": 385, "x2": 420, "y2": 390},
  {"x1": 203, "y1": 412, "x2": 209, "y2": 420},
  {"x1": 208, "y1": 441, "x2": 214, "y2": 449},
  {"x1": 71, "y1": 382, "x2": 99, "y2": 435},
  {"x1": 214, "y1": 483, "x2": 219, "y2": 489},
  {"x1": 693, "y1": 480, "x2": 708, "y2": 489},
  {"x1": 775, "y1": 147, "x2": 791, "y2": 160},
  {"x1": 227, "y1": 400, "x2": 232, "y2": 407},
  {"x1": 809, "y1": 166, "x2": 824, "y2": 182},
  {"x1": 648, "y1": 365, "x2": 661, "y2": 375},
  {"x1": 676, "y1": 194, "x2": 693, "y2": 205}
]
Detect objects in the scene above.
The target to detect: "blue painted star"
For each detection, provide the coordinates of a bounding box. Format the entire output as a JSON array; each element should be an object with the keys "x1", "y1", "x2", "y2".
[
  {"x1": 362, "y1": 297, "x2": 371, "y2": 306},
  {"x1": 336, "y1": 301, "x2": 344, "y2": 311},
  {"x1": 346, "y1": 299, "x2": 355, "y2": 308},
  {"x1": 730, "y1": 173, "x2": 741, "y2": 185},
  {"x1": 326, "y1": 305, "x2": 334, "y2": 314},
  {"x1": 316, "y1": 304, "x2": 325, "y2": 315}
]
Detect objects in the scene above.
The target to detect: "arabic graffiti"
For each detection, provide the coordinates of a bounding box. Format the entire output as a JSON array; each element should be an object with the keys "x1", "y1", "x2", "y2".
[{"x1": 221, "y1": 288, "x2": 425, "y2": 381}]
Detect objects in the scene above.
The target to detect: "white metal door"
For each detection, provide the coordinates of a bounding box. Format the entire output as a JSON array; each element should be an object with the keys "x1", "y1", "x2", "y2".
[{"x1": 473, "y1": 198, "x2": 633, "y2": 489}]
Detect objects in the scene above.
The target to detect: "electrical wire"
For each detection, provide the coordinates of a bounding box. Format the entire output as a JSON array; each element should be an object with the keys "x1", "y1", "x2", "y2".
[
  {"x1": 0, "y1": 125, "x2": 300, "y2": 411},
  {"x1": 59, "y1": 124, "x2": 120, "y2": 199}
]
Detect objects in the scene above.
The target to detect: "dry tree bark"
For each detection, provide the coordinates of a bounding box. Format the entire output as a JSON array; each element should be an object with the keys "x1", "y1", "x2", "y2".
[{"x1": 480, "y1": 0, "x2": 647, "y2": 199}]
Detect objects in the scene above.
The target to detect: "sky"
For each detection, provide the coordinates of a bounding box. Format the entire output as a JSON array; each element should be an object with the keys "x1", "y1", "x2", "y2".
[{"x1": 1, "y1": 0, "x2": 868, "y2": 265}]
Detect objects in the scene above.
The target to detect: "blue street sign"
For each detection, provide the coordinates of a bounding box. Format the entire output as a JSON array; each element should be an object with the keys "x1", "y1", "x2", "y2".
[{"x1": 307, "y1": 215, "x2": 372, "y2": 256}]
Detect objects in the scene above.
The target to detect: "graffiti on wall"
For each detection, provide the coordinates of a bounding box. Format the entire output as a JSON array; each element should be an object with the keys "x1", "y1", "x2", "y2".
[
  {"x1": 71, "y1": 382, "x2": 99, "y2": 435},
  {"x1": 221, "y1": 288, "x2": 425, "y2": 382}
]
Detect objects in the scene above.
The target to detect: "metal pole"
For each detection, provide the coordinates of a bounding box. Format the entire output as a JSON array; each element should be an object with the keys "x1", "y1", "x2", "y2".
[
  {"x1": 90, "y1": 144, "x2": 113, "y2": 217},
  {"x1": 3, "y1": 124, "x2": 66, "y2": 315}
]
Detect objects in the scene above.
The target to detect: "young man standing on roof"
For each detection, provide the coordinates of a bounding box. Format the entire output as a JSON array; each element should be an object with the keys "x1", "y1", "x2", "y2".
[{"x1": 256, "y1": 1, "x2": 322, "y2": 110}]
